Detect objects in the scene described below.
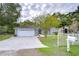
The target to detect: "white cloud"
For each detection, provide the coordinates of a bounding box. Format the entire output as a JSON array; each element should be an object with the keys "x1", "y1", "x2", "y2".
[
  {"x1": 29, "y1": 10, "x2": 41, "y2": 17},
  {"x1": 41, "y1": 4, "x2": 47, "y2": 11},
  {"x1": 35, "y1": 4, "x2": 40, "y2": 9},
  {"x1": 27, "y1": 5, "x2": 31, "y2": 10},
  {"x1": 19, "y1": 3, "x2": 79, "y2": 21}
]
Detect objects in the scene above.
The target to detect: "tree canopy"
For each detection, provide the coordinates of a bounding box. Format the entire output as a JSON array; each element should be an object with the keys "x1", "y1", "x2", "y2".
[
  {"x1": 33, "y1": 14, "x2": 60, "y2": 37},
  {"x1": 18, "y1": 20, "x2": 34, "y2": 27},
  {"x1": 0, "y1": 3, "x2": 21, "y2": 34}
]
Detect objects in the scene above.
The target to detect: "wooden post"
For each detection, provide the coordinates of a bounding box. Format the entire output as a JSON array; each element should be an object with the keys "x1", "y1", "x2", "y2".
[
  {"x1": 57, "y1": 29, "x2": 60, "y2": 47},
  {"x1": 57, "y1": 33, "x2": 59, "y2": 47},
  {"x1": 67, "y1": 35, "x2": 70, "y2": 52}
]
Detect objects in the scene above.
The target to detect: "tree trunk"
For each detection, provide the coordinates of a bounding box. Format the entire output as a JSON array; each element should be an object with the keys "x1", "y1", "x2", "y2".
[{"x1": 44, "y1": 30, "x2": 48, "y2": 38}]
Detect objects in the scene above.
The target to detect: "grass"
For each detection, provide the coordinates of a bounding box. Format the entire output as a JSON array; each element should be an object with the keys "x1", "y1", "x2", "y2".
[
  {"x1": 38, "y1": 35, "x2": 57, "y2": 56},
  {"x1": 0, "y1": 34, "x2": 12, "y2": 41},
  {"x1": 38, "y1": 34, "x2": 79, "y2": 56},
  {"x1": 67, "y1": 45, "x2": 79, "y2": 56},
  {"x1": 37, "y1": 35, "x2": 67, "y2": 56}
]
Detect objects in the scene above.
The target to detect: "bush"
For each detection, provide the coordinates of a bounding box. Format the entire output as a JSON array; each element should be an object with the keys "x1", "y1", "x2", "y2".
[
  {"x1": 54, "y1": 32, "x2": 58, "y2": 35},
  {"x1": 7, "y1": 28, "x2": 15, "y2": 34}
]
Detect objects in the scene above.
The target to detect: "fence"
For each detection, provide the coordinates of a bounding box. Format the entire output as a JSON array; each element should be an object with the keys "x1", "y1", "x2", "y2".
[{"x1": 57, "y1": 33, "x2": 79, "y2": 47}]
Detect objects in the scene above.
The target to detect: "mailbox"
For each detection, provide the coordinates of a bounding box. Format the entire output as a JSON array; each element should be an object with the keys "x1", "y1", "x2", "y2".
[{"x1": 67, "y1": 35, "x2": 77, "y2": 45}]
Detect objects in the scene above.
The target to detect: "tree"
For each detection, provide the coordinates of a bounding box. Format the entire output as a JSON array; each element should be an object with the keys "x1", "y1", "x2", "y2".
[
  {"x1": 33, "y1": 14, "x2": 60, "y2": 37},
  {"x1": 18, "y1": 20, "x2": 34, "y2": 27},
  {"x1": 67, "y1": 6, "x2": 79, "y2": 32},
  {"x1": 0, "y1": 3, "x2": 21, "y2": 34},
  {"x1": 55, "y1": 13, "x2": 72, "y2": 28}
]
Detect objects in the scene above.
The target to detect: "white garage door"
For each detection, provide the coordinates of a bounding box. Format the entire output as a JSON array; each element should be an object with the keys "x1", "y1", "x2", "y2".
[{"x1": 16, "y1": 28, "x2": 35, "y2": 36}]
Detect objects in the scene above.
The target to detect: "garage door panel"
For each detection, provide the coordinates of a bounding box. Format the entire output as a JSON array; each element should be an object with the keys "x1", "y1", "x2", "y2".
[{"x1": 17, "y1": 30, "x2": 35, "y2": 36}]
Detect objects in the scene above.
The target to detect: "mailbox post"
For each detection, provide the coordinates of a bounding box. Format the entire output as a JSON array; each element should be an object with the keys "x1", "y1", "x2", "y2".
[
  {"x1": 67, "y1": 35, "x2": 77, "y2": 52},
  {"x1": 67, "y1": 37, "x2": 70, "y2": 52},
  {"x1": 57, "y1": 29, "x2": 61, "y2": 47}
]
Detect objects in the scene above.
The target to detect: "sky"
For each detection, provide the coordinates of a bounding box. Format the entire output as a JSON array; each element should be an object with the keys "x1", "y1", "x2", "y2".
[{"x1": 18, "y1": 3, "x2": 79, "y2": 22}]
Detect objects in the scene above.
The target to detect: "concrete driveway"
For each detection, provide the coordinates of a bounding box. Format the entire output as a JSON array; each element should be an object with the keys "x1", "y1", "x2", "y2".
[{"x1": 0, "y1": 36, "x2": 47, "y2": 51}]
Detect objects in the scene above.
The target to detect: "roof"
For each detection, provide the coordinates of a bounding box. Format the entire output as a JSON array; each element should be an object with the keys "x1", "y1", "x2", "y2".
[{"x1": 16, "y1": 25, "x2": 34, "y2": 28}]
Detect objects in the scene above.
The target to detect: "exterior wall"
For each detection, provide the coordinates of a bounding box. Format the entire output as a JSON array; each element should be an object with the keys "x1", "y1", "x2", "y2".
[{"x1": 49, "y1": 28, "x2": 58, "y2": 34}]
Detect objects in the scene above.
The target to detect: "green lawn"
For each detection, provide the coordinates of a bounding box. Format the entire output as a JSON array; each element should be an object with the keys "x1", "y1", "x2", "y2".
[
  {"x1": 0, "y1": 34, "x2": 12, "y2": 41},
  {"x1": 38, "y1": 35, "x2": 57, "y2": 56},
  {"x1": 38, "y1": 34, "x2": 79, "y2": 56},
  {"x1": 67, "y1": 45, "x2": 79, "y2": 56}
]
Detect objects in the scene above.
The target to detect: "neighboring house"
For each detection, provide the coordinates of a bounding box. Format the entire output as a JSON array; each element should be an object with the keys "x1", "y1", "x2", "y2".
[
  {"x1": 49, "y1": 28, "x2": 58, "y2": 34},
  {"x1": 15, "y1": 26, "x2": 58, "y2": 36}
]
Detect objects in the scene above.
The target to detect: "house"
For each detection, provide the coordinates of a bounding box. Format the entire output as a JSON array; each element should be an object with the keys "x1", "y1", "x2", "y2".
[
  {"x1": 15, "y1": 25, "x2": 58, "y2": 37},
  {"x1": 15, "y1": 26, "x2": 35, "y2": 36},
  {"x1": 15, "y1": 19, "x2": 58, "y2": 36}
]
